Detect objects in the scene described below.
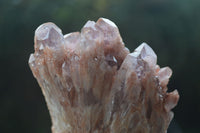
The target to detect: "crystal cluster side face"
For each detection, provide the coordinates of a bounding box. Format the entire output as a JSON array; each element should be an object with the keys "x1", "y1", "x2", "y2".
[{"x1": 29, "y1": 18, "x2": 179, "y2": 133}]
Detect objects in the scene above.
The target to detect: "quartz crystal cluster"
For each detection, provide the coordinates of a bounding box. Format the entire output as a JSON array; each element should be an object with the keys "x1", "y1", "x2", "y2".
[{"x1": 29, "y1": 18, "x2": 179, "y2": 133}]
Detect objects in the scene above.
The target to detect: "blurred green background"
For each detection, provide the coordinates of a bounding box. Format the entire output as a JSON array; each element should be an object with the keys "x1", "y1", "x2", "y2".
[{"x1": 0, "y1": 0, "x2": 200, "y2": 132}]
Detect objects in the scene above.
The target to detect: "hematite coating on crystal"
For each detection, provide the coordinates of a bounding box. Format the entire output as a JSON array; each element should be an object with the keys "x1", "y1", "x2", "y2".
[{"x1": 29, "y1": 18, "x2": 179, "y2": 133}]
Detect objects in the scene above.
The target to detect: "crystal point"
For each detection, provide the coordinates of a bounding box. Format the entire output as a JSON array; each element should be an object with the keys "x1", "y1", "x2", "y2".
[
  {"x1": 29, "y1": 18, "x2": 179, "y2": 133},
  {"x1": 35, "y1": 23, "x2": 64, "y2": 50},
  {"x1": 134, "y1": 42, "x2": 157, "y2": 66},
  {"x1": 158, "y1": 67, "x2": 172, "y2": 87},
  {"x1": 99, "y1": 18, "x2": 117, "y2": 28}
]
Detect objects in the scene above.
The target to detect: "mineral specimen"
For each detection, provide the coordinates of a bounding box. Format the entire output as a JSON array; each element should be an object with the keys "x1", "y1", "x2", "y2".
[{"x1": 29, "y1": 18, "x2": 179, "y2": 133}]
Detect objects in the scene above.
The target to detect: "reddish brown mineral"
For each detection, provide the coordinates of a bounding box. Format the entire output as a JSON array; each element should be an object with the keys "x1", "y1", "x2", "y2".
[{"x1": 29, "y1": 18, "x2": 179, "y2": 133}]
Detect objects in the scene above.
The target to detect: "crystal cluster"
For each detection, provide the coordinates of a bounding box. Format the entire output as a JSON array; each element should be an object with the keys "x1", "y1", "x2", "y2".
[{"x1": 29, "y1": 18, "x2": 179, "y2": 133}]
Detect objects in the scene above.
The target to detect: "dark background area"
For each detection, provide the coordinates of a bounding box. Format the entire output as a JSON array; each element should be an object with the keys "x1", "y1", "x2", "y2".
[{"x1": 0, "y1": 0, "x2": 200, "y2": 132}]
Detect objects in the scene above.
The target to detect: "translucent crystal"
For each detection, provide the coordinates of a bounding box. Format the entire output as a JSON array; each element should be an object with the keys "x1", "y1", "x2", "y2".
[{"x1": 29, "y1": 18, "x2": 179, "y2": 133}]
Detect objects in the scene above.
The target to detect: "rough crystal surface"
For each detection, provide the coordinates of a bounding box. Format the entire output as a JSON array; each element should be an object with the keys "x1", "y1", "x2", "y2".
[{"x1": 29, "y1": 18, "x2": 179, "y2": 133}]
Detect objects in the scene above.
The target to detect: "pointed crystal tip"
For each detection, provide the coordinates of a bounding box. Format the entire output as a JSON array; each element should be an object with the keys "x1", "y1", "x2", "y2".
[
  {"x1": 35, "y1": 22, "x2": 62, "y2": 41},
  {"x1": 158, "y1": 67, "x2": 172, "y2": 87},
  {"x1": 34, "y1": 22, "x2": 64, "y2": 49},
  {"x1": 28, "y1": 54, "x2": 35, "y2": 64},
  {"x1": 99, "y1": 18, "x2": 117, "y2": 28},
  {"x1": 135, "y1": 42, "x2": 157, "y2": 66}
]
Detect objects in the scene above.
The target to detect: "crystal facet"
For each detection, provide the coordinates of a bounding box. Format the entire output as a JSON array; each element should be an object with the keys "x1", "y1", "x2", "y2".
[{"x1": 29, "y1": 18, "x2": 179, "y2": 133}]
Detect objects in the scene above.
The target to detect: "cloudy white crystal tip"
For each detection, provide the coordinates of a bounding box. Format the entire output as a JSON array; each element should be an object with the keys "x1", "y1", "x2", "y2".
[{"x1": 100, "y1": 18, "x2": 117, "y2": 28}]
